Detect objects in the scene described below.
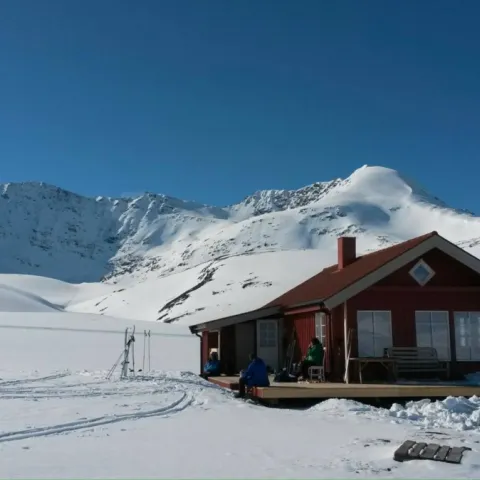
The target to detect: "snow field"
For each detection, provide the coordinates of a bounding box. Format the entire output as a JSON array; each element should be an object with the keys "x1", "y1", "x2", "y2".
[
  {"x1": 0, "y1": 312, "x2": 479, "y2": 478},
  {"x1": 0, "y1": 312, "x2": 198, "y2": 373}
]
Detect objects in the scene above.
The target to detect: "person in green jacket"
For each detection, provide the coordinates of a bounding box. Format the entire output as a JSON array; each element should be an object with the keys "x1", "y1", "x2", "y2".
[{"x1": 299, "y1": 337, "x2": 324, "y2": 380}]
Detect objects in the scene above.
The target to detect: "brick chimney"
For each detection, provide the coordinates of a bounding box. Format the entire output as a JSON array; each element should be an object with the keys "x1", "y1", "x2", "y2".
[{"x1": 338, "y1": 236, "x2": 356, "y2": 269}]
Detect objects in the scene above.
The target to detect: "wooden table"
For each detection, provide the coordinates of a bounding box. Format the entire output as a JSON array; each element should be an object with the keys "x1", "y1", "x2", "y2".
[{"x1": 349, "y1": 357, "x2": 397, "y2": 384}]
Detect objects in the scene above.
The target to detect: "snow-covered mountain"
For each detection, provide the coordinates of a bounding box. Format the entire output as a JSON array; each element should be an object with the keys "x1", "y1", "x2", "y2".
[{"x1": 1, "y1": 165, "x2": 480, "y2": 324}]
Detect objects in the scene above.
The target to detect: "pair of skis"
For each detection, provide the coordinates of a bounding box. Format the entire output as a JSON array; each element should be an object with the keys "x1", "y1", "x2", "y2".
[
  {"x1": 121, "y1": 326, "x2": 136, "y2": 378},
  {"x1": 106, "y1": 326, "x2": 135, "y2": 381},
  {"x1": 142, "y1": 329, "x2": 151, "y2": 373},
  {"x1": 106, "y1": 327, "x2": 152, "y2": 380}
]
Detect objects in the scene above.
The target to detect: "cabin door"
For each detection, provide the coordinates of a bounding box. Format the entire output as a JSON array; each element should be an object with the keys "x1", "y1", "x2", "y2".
[{"x1": 256, "y1": 319, "x2": 279, "y2": 371}]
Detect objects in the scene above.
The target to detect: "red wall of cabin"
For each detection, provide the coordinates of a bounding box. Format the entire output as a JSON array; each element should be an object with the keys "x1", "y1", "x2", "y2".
[
  {"x1": 338, "y1": 248, "x2": 480, "y2": 377},
  {"x1": 376, "y1": 248, "x2": 480, "y2": 287}
]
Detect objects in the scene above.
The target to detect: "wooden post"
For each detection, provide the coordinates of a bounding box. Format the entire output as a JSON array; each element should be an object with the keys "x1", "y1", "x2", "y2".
[{"x1": 343, "y1": 302, "x2": 349, "y2": 383}]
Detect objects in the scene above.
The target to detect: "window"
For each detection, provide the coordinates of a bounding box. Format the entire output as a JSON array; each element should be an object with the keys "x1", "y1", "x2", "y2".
[
  {"x1": 315, "y1": 312, "x2": 327, "y2": 346},
  {"x1": 454, "y1": 312, "x2": 480, "y2": 361},
  {"x1": 409, "y1": 259, "x2": 435, "y2": 286},
  {"x1": 357, "y1": 311, "x2": 392, "y2": 357},
  {"x1": 415, "y1": 311, "x2": 450, "y2": 360},
  {"x1": 258, "y1": 321, "x2": 277, "y2": 348}
]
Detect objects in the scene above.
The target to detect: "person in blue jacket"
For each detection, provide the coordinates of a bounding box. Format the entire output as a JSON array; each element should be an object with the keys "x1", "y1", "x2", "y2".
[
  {"x1": 201, "y1": 351, "x2": 220, "y2": 379},
  {"x1": 235, "y1": 352, "x2": 270, "y2": 398}
]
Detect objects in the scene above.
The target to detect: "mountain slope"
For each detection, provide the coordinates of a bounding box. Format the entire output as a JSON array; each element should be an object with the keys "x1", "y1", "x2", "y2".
[
  {"x1": 1, "y1": 165, "x2": 480, "y2": 324},
  {"x1": 1, "y1": 165, "x2": 479, "y2": 285}
]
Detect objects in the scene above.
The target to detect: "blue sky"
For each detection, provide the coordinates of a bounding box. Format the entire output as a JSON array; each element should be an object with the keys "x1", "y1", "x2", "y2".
[{"x1": 0, "y1": 0, "x2": 479, "y2": 209}]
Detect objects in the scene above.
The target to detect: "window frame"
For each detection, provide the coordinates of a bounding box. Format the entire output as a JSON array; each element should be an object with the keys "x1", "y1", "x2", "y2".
[
  {"x1": 314, "y1": 312, "x2": 327, "y2": 346},
  {"x1": 258, "y1": 320, "x2": 277, "y2": 348},
  {"x1": 414, "y1": 310, "x2": 451, "y2": 361},
  {"x1": 409, "y1": 259, "x2": 436, "y2": 286},
  {"x1": 454, "y1": 311, "x2": 480, "y2": 362},
  {"x1": 356, "y1": 310, "x2": 393, "y2": 358}
]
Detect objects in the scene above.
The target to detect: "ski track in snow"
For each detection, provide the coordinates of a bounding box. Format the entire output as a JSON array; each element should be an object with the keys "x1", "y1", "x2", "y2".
[
  {"x1": 0, "y1": 372, "x2": 70, "y2": 387},
  {"x1": 0, "y1": 372, "x2": 207, "y2": 443},
  {"x1": 0, "y1": 393, "x2": 193, "y2": 443}
]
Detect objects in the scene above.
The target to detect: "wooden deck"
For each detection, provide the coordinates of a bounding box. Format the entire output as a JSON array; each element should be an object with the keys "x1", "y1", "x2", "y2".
[
  {"x1": 208, "y1": 376, "x2": 480, "y2": 400},
  {"x1": 208, "y1": 376, "x2": 240, "y2": 390}
]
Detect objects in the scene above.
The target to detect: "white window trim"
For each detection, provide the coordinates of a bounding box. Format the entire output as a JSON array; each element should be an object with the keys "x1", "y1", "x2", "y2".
[
  {"x1": 454, "y1": 311, "x2": 480, "y2": 362},
  {"x1": 414, "y1": 310, "x2": 451, "y2": 361},
  {"x1": 314, "y1": 312, "x2": 327, "y2": 346},
  {"x1": 409, "y1": 259, "x2": 435, "y2": 286},
  {"x1": 357, "y1": 310, "x2": 393, "y2": 358}
]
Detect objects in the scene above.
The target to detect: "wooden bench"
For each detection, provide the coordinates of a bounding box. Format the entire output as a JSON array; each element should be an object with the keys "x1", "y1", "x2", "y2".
[{"x1": 384, "y1": 347, "x2": 449, "y2": 379}]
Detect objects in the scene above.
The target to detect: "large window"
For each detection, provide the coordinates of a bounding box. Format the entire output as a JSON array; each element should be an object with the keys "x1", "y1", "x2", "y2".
[
  {"x1": 258, "y1": 320, "x2": 277, "y2": 348},
  {"x1": 314, "y1": 312, "x2": 327, "y2": 346},
  {"x1": 357, "y1": 311, "x2": 392, "y2": 357},
  {"x1": 415, "y1": 311, "x2": 450, "y2": 360},
  {"x1": 454, "y1": 312, "x2": 480, "y2": 361}
]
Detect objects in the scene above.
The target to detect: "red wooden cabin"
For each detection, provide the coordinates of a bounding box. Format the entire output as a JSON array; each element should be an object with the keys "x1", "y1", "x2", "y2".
[{"x1": 189, "y1": 231, "x2": 480, "y2": 382}]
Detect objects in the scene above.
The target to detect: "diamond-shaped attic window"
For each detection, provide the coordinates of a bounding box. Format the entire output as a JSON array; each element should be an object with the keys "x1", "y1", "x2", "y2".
[{"x1": 409, "y1": 259, "x2": 435, "y2": 286}]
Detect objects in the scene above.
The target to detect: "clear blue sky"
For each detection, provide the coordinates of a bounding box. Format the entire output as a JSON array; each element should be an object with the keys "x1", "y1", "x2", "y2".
[{"x1": 1, "y1": 0, "x2": 479, "y2": 209}]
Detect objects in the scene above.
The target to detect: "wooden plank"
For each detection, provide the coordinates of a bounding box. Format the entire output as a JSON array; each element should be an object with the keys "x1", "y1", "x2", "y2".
[
  {"x1": 398, "y1": 361, "x2": 439, "y2": 364},
  {"x1": 399, "y1": 370, "x2": 445, "y2": 373},
  {"x1": 254, "y1": 383, "x2": 480, "y2": 400},
  {"x1": 409, "y1": 442, "x2": 427, "y2": 458},
  {"x1": 445, "y1": 447, "x2": 469, "y2": 464},
  {"x1": 208, "y1": 376, "x2": 239, "y2": 390},
  {"x1": 398, "y1": 365, "x2": 445, "y2": 368},
  {"x1": 393, "y1": 440, "x2": 416, "y2": 462},
  {"x1": 399, "y1": 369, "x2": 446, "y2": 373},
  {"x1": 434, "y1": 446, "x2": 450, "y2": 462},
  {"x1": 396, "y1": 359, "x2": 439, "y2": 362},
  {"x1": 397, "y1": 360, "x2": 442, "y2": 364},
  {"x1": 420, "y1": 444, "x2": 440, "y2": 460}
]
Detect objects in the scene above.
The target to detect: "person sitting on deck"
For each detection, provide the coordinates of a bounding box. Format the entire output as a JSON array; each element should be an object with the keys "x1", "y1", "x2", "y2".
[
  {"x1": 298, "y1": 337, "x2": 324, "y2": 380},
  {"x1": 235, "y1": 352, "x2": 270, "y2": 398},
  {"x1": 201, "y1": 351, "x2": 220, "y2": 379}
]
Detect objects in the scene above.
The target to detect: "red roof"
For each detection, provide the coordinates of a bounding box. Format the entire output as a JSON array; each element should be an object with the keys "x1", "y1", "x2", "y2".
[{"x1": 266, "y1": 231, "x2": 438, "y2": 308}]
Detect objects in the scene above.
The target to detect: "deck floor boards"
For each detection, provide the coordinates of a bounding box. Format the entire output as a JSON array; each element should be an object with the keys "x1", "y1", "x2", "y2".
[{"x1": 207, "y1": 376, "x2": 480, "y2": 400}]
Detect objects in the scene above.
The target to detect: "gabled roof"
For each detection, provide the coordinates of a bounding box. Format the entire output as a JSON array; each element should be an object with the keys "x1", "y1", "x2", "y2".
[{"x1": 266, "y1": 231, "x2": 480, "y2": 310}]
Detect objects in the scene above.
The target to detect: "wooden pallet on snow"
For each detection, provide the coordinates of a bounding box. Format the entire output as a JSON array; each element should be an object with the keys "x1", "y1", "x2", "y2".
[{"x1": 394, "y1": 440, "x2": 471, "y2": 464}]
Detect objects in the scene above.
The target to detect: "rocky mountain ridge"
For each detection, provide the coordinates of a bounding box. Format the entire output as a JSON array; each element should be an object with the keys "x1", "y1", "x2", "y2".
[{"x1": 0, "y1": 166, "x2": 478, "y2": 284}]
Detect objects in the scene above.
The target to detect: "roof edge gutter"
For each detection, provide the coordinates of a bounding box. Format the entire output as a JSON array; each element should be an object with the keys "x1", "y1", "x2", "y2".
[
  {"x1": 188, "y1": 305, "x2": 283, "y2": 333},
  {"x1": 284, "y1": 304, "x2": 325, "y2": 315},
  {"x1": 287, "y1": 299, "x2": 326, "y2": 310}
]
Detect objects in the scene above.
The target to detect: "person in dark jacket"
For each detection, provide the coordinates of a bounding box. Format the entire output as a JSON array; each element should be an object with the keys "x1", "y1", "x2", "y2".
[
  {"x1": 235, "y1": 353, "x2": 269, "y2": 398},
  {"x1": 298, "y1": 337, "x2": 324, "y2": 380},
  {"x1": 201, "y1": 351, "x2": 220, "y2": 379}
]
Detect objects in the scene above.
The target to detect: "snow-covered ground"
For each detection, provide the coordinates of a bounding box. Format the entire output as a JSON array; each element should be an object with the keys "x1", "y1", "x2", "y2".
[{"x1": 1, "y1": 308, "x2": 480, "y2": 478}]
